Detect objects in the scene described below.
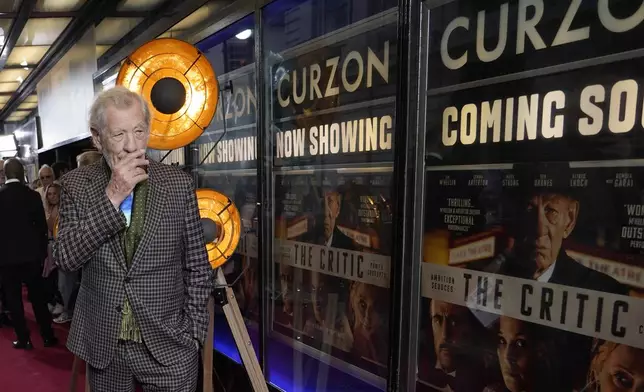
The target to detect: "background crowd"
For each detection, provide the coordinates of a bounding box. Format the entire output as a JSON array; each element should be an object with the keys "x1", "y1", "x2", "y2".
[{"x1": 0, "y1": 151, "x2": 102, "y2": 348}]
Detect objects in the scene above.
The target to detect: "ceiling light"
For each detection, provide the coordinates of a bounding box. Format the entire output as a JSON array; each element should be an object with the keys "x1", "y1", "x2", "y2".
[
  {"x1": 235, "y1": 29, "x2": 252, "y2": 40},
  {"x1": 20, "y1": 60, "x2": 27, "y2": 66},
  {"x1": 16, "y1": 76, "x2": 23, "y2": 83}
]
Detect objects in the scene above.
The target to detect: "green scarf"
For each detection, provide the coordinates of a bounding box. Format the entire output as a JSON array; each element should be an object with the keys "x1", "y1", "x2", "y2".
[{"x1": 119, "y1": 180, "x2": 148, "y2": 342}]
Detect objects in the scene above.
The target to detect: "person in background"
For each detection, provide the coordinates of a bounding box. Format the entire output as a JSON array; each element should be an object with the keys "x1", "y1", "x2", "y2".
[
  {"x1": 77, "y1": 150, "x2": 102, "y2": 168},
  {"x1": 0, "y1": 158, "x2": 57, "y2": 349},
  {"x1": 0, "y1": 159, "x2": 10, "y2": 328},
  {"x1": 52, "y1": 161, "x2": 70, "y2": 180},
  {"x1": 42, "y1": 177, "x2": 64, "y2": 316},
  {"x1": 54, "y1": 87, "x2": 212, "y2": 391},
  {"x1": 37, "y1": 165, "x2": 64, "y2": 315},
  {"x1": 36, "y1": 165, "x2": 54, "y2": 209},
  {"x1": 31, "y1": 178, "x2": 41, "y2": 190},
  {"x1": 52, "y1": 151, "x2": 103, "y2": 325},
  {"x1": 46, "y1": 182, "x2": 76, "y2": 324}
]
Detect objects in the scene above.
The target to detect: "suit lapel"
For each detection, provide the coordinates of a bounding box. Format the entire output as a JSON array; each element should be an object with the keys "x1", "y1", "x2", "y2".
[
  {"x1": 90, "y1": 159, "x2": 127, "y2": 271},
  {"x1": 129, "y1": 160, "x2": 167, "y2": 273}
]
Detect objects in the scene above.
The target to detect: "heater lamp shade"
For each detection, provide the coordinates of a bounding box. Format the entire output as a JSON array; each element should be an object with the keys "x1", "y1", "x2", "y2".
[
  {"x1": 197, "y1": 189, "x2": 241, "y2": 269},
  {"x1": 116, "y1": 38, "x2": 218, "y2": 150}
]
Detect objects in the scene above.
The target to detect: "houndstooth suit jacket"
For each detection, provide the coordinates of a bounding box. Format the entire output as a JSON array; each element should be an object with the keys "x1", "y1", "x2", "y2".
[{"x1": 53, "y1": 158, "x2": 213, "y2": 369}]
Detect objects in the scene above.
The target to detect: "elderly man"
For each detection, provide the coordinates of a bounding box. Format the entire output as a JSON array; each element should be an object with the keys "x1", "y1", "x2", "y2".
[
  {"x1": 54, "y1": 86, "x2": 212, "y2": 392},
  {"x1": 36, "y1": 164, "x2": 55, "y2": 208}
]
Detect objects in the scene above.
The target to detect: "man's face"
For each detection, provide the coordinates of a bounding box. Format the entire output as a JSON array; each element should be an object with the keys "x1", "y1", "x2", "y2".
[
  {"x1": 323, "y1": 191, "x2": 341, "y2": 240},
  {"x1": 430, "y1": 300, "x2": 472, "y2": 373},
  {"x1": 520, "y1": 193, "x2": 578, "y2": 277},
  {"x1": 39, "y1": 167, "x2": 54, "y2": 187},
  {"x1": 92, "y1": 102, "x2": 149, "y2": 166}
]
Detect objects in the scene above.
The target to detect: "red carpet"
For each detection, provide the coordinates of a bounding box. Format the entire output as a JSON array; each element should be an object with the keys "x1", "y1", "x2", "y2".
[{"x1": 0, "y1": 292, "x2": 85, "y2": 392}]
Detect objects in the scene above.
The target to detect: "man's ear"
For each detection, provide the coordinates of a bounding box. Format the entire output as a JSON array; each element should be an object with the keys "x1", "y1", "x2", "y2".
[
  {"x1": 563, "y1": 200, "x2": 579, "y2": 239},
  {"x1": 90, "y1": 128, "x2": 103, "y2": 152}
]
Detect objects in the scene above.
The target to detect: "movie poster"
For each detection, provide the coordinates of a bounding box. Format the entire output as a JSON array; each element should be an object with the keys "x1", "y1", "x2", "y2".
[
  {"x1": 272, "y1": 171, "x2": 393, "y2": 377},
  {"x1": 419, "y1": 1, "x2": 644, "y2": 391},
  {"x1": 418, "y1": 163, "x2": 644, "y2": 391},
  {"x1": 267, "y1": 9, "x2": 398, "y2": 381}
]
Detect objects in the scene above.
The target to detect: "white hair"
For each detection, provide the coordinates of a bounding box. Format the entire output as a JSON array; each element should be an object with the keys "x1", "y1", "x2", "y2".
[
  {"x1": 89, "y1": 86, "x2": 151, "y2": 134},
  {"x1": 39, "y1": 164, "x2": 53, "y2": 174}
]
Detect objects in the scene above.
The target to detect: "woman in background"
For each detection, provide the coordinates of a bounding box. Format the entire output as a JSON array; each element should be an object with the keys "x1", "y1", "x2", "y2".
[
  {"x1": 47, "y1": 182, "x2": 77, "y2": 324},
  {"x1": 42, "y1": 183, "x2": 65, "y2": 320}
]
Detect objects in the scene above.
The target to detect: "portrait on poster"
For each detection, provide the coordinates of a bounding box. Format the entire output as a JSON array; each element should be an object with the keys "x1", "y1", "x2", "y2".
[{"x1": 273, "y1": 171, "x2": 393, "y2": 376}]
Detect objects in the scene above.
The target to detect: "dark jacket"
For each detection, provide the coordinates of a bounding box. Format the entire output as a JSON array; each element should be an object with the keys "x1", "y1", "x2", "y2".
[
  {"x1": 549, "y1": 250, "x2": 628, "y2": 295},
  {"x1": 502, "y1": 249, "x2": 628, "y2": 295},
  {"x1": 0, "y1": 181, "x2": 48, "y2": 267},
  {"x1": 330, "y1": 227, "x2": 355, "y2": 250}
]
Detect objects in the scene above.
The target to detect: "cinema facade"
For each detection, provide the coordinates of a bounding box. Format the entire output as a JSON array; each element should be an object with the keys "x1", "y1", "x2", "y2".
[{"x1": 91, "y1": 0, "x2": 644, "y2": 390}]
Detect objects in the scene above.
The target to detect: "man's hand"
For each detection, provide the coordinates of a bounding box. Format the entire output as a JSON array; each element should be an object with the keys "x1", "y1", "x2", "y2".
[{"x1": 106, "y1": 149, "x2": 149, "y2": 208}]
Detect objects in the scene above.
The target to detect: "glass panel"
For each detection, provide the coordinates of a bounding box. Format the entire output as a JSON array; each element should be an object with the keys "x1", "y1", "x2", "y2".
[
  {"x1": 17, "y1": 18, "x2": 72, "y2": 46},
  {"x1": 263, "y1": 0, "x2": 398, "y2": 390},
  {"x1": 7, "y1": 46, "x2": 50, "y2": 65},
  {"x1": 7, "y1": 113, "x2": 28, "y2": 121},
  {"x1": 96, "y1": 45, "x2": 111, "y2": 58},
  {"x1": 417, "y1": 1, "x2": 644, "y2": 392},
  {"x1": 118, "y1": 0, "x2": 165, "y2": 12},
  {"x1": 194, "y1": 14, "x2": 259, "y2": 365},
  {"x1": 161, "y1": 1, "x2": 225, "y2": 39},
  {"x1": 0, "y1": 0, "x2": 20, "y2": 12},
  {"x1": 0, "y1": 81, "x2": 19, "y2": 92},
  {"x1": 18, "y1": 102, "x2": 38, "y2": 110},
  {"x1": 95, "y1": 18, "x2": 143, "y2": 45},
  {"x1": 35, "y1": 0, "x2": 85, "y2": 12},
  {"x1": 0, "y1": 69, "x2": 31, "y2": 83},
  {"x1": 0, "y1": 69, "x2": 30, "y2": 83}
]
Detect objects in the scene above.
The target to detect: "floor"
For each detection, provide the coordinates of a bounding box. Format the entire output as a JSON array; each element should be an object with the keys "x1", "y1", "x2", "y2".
[{"x1": 0, "y1": 292, "x2": 85, "y2": 392}]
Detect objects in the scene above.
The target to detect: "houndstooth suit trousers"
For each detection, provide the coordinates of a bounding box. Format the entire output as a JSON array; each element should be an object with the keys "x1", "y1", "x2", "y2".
[{"x1": 88, "y1": 340, "x2": 199, "y2": 392}]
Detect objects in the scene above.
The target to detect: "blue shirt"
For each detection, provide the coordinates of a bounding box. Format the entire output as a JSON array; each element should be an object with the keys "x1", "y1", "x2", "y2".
[{"x1": 120, "y1": 193, "x2": 133, "y2": 227}]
